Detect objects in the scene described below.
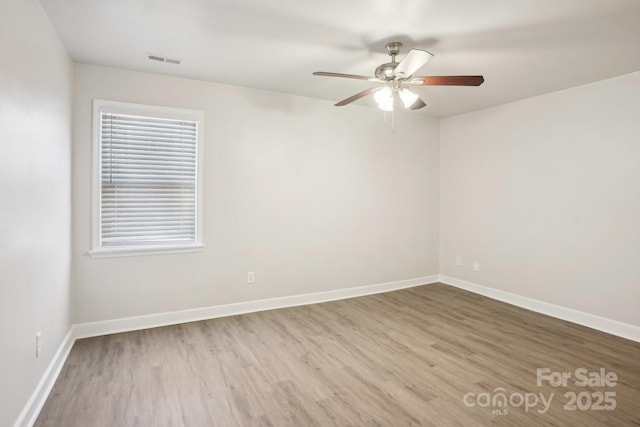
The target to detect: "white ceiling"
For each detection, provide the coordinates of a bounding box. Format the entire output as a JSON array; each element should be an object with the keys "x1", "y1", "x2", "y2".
[{"x1": 40, "y1": 0, "x2": 640, "y2": 117}]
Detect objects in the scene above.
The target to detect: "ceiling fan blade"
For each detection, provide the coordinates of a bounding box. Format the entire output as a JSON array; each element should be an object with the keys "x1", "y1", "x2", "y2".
[
  {"x1": 408, "y1": 76, "x2": 485, "y2": 86},
  {"x1": 313, "y1": 71, "x2": 377, "y2": 81},
  {"x1": 335, "y1": 87, "x2": 382, "y2": 106},
  {"x1": 393, "y1": 49, "x2": 433, "y2": 78}
]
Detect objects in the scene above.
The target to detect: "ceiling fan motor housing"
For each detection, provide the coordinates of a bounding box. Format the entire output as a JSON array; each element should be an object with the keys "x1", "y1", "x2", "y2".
[{"x1": 375, "y1": 62, "x2": 399, "y2": 80}]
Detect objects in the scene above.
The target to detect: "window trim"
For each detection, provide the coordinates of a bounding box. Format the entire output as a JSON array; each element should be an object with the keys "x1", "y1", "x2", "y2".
[{"x1": 89, "y1": 99, "x2": 204, "y2": 258}]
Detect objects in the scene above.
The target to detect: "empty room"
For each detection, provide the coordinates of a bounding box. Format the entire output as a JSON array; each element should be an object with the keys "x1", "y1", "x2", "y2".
[{"x1": 2, "y1": 0, "x2": 640, "y2": 426}]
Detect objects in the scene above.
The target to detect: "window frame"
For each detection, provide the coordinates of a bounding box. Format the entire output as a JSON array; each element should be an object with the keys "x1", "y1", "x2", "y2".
[{"x1": 89, "y1": 99, "x2": 204, "y2": 258}]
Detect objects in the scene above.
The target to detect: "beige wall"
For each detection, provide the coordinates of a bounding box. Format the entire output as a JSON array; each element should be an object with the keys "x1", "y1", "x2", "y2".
[
  {"x1": 72, "y1": 64, "x2": 440, "y2": 323},
  {"x1": 440, "y1": 72, "x2": 640, "y2": 326},
  {"x1": 0, "y1": 0, "x2": 73, "y2": 425}
]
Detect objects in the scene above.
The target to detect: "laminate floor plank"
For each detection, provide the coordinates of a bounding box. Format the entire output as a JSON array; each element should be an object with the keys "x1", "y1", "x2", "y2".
[{"x1": 35, "y1": 283, "x2": 640, "y2": 426}]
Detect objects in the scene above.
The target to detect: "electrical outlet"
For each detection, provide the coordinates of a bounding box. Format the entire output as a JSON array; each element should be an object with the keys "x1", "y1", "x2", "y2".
[
  {"x1": 247, "y1": 272, "x2": 255, "y2": 284},
  {"x1": 36, "y1": 331, "x2": 42, "y2": 357},
  {"x1": 473, "y1": 261, "x2": 480, "y2": 272},
  {"x1": 455, "y1": 256, "x2": 462, "y2": 266}
]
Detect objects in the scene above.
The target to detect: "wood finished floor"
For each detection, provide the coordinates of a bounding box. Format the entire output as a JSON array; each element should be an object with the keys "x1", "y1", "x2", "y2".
[{"x1": 36, "y1": 284, "x2": 640, "y2": 426}]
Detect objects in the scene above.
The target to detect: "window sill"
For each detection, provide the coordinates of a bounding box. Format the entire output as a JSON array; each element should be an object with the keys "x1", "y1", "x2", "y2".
[{"x1": 88, "y1": 243, "x2": 205, "y2": 259}]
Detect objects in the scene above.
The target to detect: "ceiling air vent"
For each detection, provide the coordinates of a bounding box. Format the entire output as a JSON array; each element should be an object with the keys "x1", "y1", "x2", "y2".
[{"x1": 146, "y1": 53, "x2": 181, "y2": 65}]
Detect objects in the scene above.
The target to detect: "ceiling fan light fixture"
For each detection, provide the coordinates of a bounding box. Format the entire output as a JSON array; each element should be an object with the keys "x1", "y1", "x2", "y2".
[
  {"x1": 379, "y1": 101, "x2": 394, "y2": 112},
  {"x1": 399, "y1": 88, "x2": 419, "y2": 109},
  {"x1": 374, "y1": 86, "x2": 394, "y2": 111}
]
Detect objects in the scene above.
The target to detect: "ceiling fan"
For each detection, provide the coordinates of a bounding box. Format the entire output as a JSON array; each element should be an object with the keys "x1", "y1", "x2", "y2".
[{"x1": 313, "y1": 42, "x2": 484, "y2": 111}]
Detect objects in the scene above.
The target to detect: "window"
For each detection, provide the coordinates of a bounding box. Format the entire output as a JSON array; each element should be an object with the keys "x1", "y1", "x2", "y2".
[{"x1": 91, "y1": 100, "x2": 204, "y2": 257}]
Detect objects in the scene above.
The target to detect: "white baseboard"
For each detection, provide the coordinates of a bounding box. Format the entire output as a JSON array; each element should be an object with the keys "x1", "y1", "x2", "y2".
[
  {"x1": 439, "y1": 275, "x2": 640, "y2": 343},
  {"x1": 14, "y1": 273, "x2": 639, "y2": 427},
  {"x1": 13, "y1": 328, "x2": 75, "y2": 427},
  {"x1": 74, "y1": 275, "x2": 439, "y2": 339}
]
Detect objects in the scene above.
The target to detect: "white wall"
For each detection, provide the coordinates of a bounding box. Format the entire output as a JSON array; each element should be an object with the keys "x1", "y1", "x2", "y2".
[
  {"x1": 72, "y1": 64, "x2": 440, "y2": 323},
  {"x1": 0, "y1": 0, "x2": 73, "y2": 425},
  {"x1": 440, "y1": 72, "x2": 640, "y2": 326}
]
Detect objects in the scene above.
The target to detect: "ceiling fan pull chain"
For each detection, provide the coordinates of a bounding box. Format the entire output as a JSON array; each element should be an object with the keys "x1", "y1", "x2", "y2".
[{"x1": 391, "y1": 108, "x2": 395, "y2": 133}]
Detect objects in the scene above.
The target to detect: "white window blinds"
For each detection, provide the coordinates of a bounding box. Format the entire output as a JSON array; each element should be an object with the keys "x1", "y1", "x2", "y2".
[{"x1": 100, "y1": 112, "x2": 198, "y2": 247}]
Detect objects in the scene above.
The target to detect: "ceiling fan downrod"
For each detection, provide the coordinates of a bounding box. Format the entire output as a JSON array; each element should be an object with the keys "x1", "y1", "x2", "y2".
[{"x1": 385, "y1": 42, "x2": 402, "y2": 63}]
